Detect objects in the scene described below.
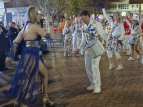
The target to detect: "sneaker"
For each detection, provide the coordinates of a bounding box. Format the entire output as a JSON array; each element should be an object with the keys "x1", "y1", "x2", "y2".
[
  {"x1": 76, "y1": 54, "x2": 80, "y2": 57},
  {"x1": 72, "y1": 51, "x2": 75, "y2": 54},
  {"x1": 128, "y1": 57, "x2": 134, "y2": 61},
  {"x1": 123, "y1": 50, "x2": 126, "y2": 53},
  {"x1": 64, "y1": 52, "x2": 67, "y2": 57},
  {"x1": 93, "y1": 87, "x2": 101, "y2": 93},
  {"x1": 126, "y1": 53, "x2": 131, "y2": 56},
  {"x1": 109, "y1": 64, "x2": 114, "y2": 70},
  {"x1": 80, "y1": 54, "x2": 84, "y2": 56},
  {"x1": 87, "y1": 85, "x2": 94, "y2": 90},
  {"x1": 116, "y1": 64, "x2": 123, "y2": 70},
  {"x1": 137, "y1": 55, "x2": 140, "y2": 59}
]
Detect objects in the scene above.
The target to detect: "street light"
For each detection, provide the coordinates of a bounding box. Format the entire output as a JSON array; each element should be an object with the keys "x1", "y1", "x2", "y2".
[
  {"x1": 38, "y1": 11, "x2": 40, "y2": 14},
  {"x1": 121, "y1": 12, "x2": 126, "y2": 16}
]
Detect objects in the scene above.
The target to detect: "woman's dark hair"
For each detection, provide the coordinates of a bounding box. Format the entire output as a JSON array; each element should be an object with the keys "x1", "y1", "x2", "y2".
[
  {"x1": 12, "y1": 22, "x2": 16, "y2": 25},
  {"x1": 113, "y1": 12, "x2": 121, "y2": 21},
  {"x1": 110, "y1": 16, "x2": 113, "y2": 19},
  {"x1": 129, "y1": 13, "x2": 133, "y2": 16},
  {"x1": 133, "y1": 20, "x2": 139, "y2": 25},
  {"x1": 79, "y1": 10, "x2": 90, "y2": 17}
]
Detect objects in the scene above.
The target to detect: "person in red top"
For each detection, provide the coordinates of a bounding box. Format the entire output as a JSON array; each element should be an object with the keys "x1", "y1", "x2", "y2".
[
  {"x1": 123, "y1": 13, "x2": 133, "y2": 55},
  {"x1": 141, "y1": 16, "x2": 143, "y2": 34},
  {"x1": 140, "y1": 15, "x2": 143, "y2": 64}
]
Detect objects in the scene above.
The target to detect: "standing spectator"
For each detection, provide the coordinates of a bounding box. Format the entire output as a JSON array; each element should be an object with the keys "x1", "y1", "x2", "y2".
[
  {"x1": 0, "y1": 26, "x2": 7, "y2": 71},
  {"x1": 40, "y1": 19, "x2": 43, "y2": 27},
  {"x1": 8, "y1": 22, "x2": 19, "y2": 60},
  {"x1": 15, "y1": 25, "x2": 22, "y2": 60},
  {"x1": 0, "y1": 22, "x2": 10, "y2": 56},
  {"x1": 17, "y1": 25, "x2": 21, "y2": 33},
  {"x1": 8, "y1": 22, "x2": 18, "y2": 45}
]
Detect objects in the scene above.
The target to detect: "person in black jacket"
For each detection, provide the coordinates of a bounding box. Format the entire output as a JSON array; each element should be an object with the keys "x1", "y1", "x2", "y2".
[
  {"x1": 0, "y1": 26, "x2": 8, "y2": 71},
  {"x1": 0, "y1": 22, "x2": 10, "y2": 56},
  {"x1": 8, "y1": 22, "x2": 19, "y2": 60},
  {"x1": 15, "y1": 25, "x2": 22, "y2": 60},
  {"x1": 8, "y1": 22, "x2": 18, "y2": 45}
]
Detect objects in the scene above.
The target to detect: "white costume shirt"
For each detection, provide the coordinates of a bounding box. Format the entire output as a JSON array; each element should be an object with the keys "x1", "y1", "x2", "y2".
[
  {"x1": 74, "y1": 24, "x2": 78, "y2": 37},
  {"x1": 102, "y1": 9, "x2": 125, "y2": 40},
  {"x1": 126, "y1": 19, "x2": 139, "y2": 37},
  {"x1": 78, "y1": 19, "x2": 107, "y2": 50}
]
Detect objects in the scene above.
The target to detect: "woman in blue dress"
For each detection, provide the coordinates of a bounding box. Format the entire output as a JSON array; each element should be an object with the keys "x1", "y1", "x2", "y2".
[{"x1": 6, "y1": 7, "x2": 54, "y2": 107}]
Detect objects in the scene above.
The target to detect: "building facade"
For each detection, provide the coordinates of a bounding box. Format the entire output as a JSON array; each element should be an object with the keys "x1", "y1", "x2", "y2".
[{"x1": 106, "y1": 0, "x2": 143, "y2": 14}]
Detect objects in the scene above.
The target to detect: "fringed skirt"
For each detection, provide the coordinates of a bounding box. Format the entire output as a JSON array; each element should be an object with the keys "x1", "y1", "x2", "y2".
[{"x1": 9, "y1": 46, "x2": 43, "y2": 102}]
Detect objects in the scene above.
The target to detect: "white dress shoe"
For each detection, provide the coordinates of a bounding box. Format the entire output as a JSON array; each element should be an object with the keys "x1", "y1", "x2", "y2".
[
  {"x1": 116, "y1": 64, "x2": 123, "y2": 70},
  {"x1": 109, "y1": 64, "x2": 114, "y2": 70},
  {"x1": 93, "y1": 87, "x2": 101, "y2": 93},
  {"x1": 137, "y1": 55, "x2": 140, "y2": 59},
  {"x1": 128, "y1": 57, "x2": 134, "y2": 61},
  {"x1": 87, "y1": 85, "x2": 94, "y2": 90}
]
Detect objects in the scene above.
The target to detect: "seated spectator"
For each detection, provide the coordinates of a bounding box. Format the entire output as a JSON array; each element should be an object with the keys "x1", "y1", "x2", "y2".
[{"x1": 40, "y1": 39, "x2": 49, "y2": 54}]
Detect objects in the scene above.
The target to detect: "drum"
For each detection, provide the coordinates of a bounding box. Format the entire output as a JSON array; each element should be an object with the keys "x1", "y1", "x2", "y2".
[{"x1": 85, "y1": 39, "x2": 105, "y2": 59}]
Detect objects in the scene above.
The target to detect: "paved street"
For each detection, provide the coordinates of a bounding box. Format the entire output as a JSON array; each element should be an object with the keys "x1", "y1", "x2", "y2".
[{"x1": 0, "y1": 47, "x2": 143, "y2": 107}]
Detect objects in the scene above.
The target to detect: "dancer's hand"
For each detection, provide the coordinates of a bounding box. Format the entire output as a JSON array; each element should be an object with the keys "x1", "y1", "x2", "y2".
[
  {"x1": 97, "y1": 3, "x2": 105, "y2": 9},
  {"x1": 74, "y1": 49, "x2": 80, "y2": 56},
  {"x1": 5, "y1": 58, "x2": 13, "y2": 66}
]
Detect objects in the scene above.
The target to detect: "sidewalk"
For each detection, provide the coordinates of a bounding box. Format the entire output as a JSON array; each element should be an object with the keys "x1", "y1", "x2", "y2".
[{"x1": 0, "y1": 49, "x2": 143, "y2": 107}]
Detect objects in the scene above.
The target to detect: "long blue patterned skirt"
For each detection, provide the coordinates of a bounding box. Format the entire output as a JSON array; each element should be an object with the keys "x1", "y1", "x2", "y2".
[{"x1": 9, "y1": 46, "x2": 42, "y2": 102}]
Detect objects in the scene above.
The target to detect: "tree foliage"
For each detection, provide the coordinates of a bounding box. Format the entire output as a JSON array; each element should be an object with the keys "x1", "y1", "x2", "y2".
[
  {"x1": 63, "y1": 0, "x2": 123, "y2": 17},
  {"x1": 64, "y1": 0, "x2": 87, "y2": 17}
]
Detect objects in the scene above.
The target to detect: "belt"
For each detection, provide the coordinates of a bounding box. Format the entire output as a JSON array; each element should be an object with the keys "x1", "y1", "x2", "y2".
[{"x1": 26, "y1": 45, "x2": 42, "y2": 55}]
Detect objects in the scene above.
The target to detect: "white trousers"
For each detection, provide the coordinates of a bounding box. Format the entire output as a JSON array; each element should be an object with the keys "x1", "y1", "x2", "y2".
[
  {"x1": 72, "y1": 36, "x2": 77, "y2": 52},
  {"x1": 77, "y1": 37, "x2": 84, "y2": 55},
  {"x1": 107, "y1": 50, "x2": 121, "y2": 59},
  {"x1": 85, "y1": 52, "x2": 101, "y2": 87},
  {"x1": 124, "y1": 35, "x2": 131, "y2": 54}
]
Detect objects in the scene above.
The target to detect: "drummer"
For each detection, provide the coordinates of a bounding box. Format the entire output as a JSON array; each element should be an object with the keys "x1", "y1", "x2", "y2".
[{"x1": 74, "y1": 10, "x2": 107, "y2": 93}]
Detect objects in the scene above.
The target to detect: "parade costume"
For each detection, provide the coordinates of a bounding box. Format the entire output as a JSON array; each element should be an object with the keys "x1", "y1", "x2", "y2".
[
  {"x1": 72, "y1": 18, "x2": 78, "y2": 52},
  {"x1": 9, "y1": 21, "x2": 48, "y2": 103},
  {"x1": 78, "y1": 19, "x2": 107, "y2": 93},
  {"x1": 102, "y1": 9, "x2": 125, "y2": 60},
  {"x1": 125, "y1": 19, "x2": 139, "y2": 45},
  {"x1": 77, "y1": 23, "x2": 84, "y2": 55},
  {"x1": 63, "y1": 21, "x2": 73, "y2": 56},
  {"x1": 123, "y1": 19, "x2": 132, "y2": 55}
]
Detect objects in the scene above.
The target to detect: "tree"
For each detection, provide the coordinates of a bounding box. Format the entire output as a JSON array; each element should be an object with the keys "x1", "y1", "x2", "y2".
[
  {"x1": 28, "y1": 0, "x2": 67, "y2": 32},
  {"x1": 12, "y1": 0, "x2": 28, "y2": 15},
  {"x1": 84, "y1": 0, "x2": 123, "y2": 16}
]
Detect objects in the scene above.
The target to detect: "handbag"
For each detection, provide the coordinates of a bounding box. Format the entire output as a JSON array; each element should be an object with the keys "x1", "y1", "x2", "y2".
[{"x1": 85, "y1": 28, "x2": 105, "y2": 59}]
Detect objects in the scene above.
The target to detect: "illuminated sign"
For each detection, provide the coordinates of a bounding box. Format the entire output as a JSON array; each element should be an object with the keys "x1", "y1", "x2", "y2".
[{"x1": 0, "y1": 2, "x2": 4, "y2": 8}]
